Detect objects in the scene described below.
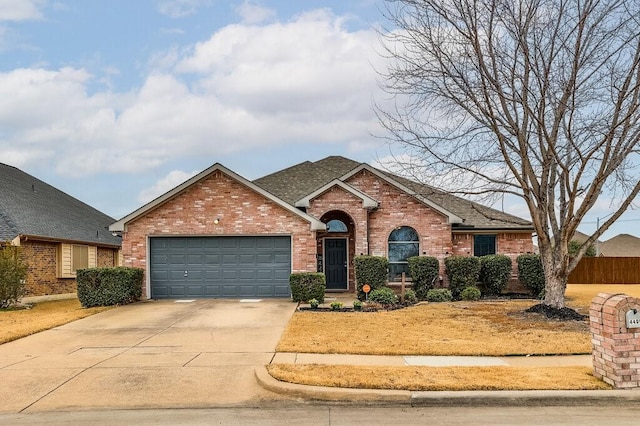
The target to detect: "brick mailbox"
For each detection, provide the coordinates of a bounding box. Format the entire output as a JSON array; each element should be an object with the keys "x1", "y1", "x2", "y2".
[{"x1": 590, "y1": 292, "x2": 640, "y2": 389}]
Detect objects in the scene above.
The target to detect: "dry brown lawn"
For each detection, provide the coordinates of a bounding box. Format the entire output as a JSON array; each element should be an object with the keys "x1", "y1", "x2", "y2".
[
  {"x1": 0, "y1": 298, "x2": 112, "y2": 344},
  {"x1": 277, "y1": 284, "x2": 640, "y2": 357},
  {"x1": 268, "y1": 364, "x2": 610, "y2": 391},
  {"x1": 271, "y1": 285, "x2": 640, "y2": 391}
]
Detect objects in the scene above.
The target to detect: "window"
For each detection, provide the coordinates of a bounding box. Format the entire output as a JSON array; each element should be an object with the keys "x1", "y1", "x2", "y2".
[
  {"x1": 72, "y1": 245, "x2": 89, "y2": 272},
  {"x1": 58, "y1": 244, "x2": 97, "y2": 278},
  {"x1": 474, "y1": 235, "x2": 496, "y2": 256},
  {"x1": 326, "y1": 219, "x2": 348, "y2": 233},
  {"x1": 388, "y1": 226, "x2": 419, "y2": 281}
]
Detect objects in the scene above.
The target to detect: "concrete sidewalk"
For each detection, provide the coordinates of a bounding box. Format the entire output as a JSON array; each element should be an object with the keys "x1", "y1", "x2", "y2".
[{"x1": 272, "y1": 353, "x2": 593, "y2": 367}]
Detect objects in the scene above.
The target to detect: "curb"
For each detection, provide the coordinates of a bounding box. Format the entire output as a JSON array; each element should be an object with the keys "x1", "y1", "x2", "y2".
[
  {"x1": 411, "y1": 390, "x2": 640, "y2": 407},
  {"x1": 254, "y1": 367, "x2": 411, "y2": 404},
  {"x1": 256, "y1": 367, "x2": 640, "y2": 407}
]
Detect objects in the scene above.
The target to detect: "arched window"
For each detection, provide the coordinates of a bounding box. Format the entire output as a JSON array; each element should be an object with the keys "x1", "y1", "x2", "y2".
[
  {"x1": 388, "y1": 226, "x2": 419, "y2": 281},
  {"x1": 326, "y1": 219, "x2": 348, "y2": 233}
]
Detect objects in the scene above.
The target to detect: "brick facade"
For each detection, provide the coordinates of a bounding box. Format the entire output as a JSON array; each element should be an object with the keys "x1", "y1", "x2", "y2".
[
  {"x1": 590, "y1": 293, "x2": 640, "y2": 389},
  {"x1": 19, "y1": 240, "x2": 119, "y2": 296},
  {"x1": 119, "y1": 165, "x2": 534, "y2": 297},
  {"x1": 452, "y1": 232, "x2": 534, "y2": 292},
  {"x1": 121, "y1": 170, "x2": 318, "y2": 297}
]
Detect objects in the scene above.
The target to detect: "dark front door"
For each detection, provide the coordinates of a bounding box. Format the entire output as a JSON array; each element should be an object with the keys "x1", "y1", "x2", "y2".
[{"x1": 325, "y1": 238, "x2": 348, "y2": 290}]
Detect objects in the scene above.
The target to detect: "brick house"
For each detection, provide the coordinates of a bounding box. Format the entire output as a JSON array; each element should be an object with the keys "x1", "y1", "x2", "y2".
[
  {"x1": 0, "y1": 163, "x2": 122, "y2": 297},
  {"x1": 110, "y1": 156, "x2": 534, "y2": 299}
]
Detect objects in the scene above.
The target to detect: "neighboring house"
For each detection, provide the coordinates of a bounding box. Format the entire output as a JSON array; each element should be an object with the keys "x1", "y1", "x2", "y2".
[
  {"x1": 111, "y1": 156, "x2": 534, "y2": 299},
  {"x1": 0, "y1": 163, "x2": 122, "y2": 297},
  {"x1": 599, "y1": 234, "x2": 640, "y2": 257}
]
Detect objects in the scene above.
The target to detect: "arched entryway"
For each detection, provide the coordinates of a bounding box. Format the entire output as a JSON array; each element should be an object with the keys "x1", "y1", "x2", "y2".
[{"x1": 318, "y1": 211, "x2": 355, "y2": 291}]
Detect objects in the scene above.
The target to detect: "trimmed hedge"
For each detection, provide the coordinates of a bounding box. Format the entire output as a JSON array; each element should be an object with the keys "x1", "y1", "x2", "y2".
[
  {"x1": 289, "y1": 272, "x2": 326, "y2": 303},
  {"x1": 76, "y1": 267, "x2": 143, "y2": 308},
  {"x1": 407, "y1": 256, "x2": 439, "y2": 300},
  {"x1": 354, "y1": 256, "x2": 388, "y2": 300},
  {"x1": 426, "y1": 288, "x2": 453, "y2": 302},
  {"x1": 444, "y1": 256, "x2": 481, "y2": 300},
  {"x1": 461, "y1": 286, "x2": 481, "y2": 301},
  {"x1": 368, "y1": 286, "x2": 398, "y2": 305},
  {"x1": 479, "y1": 254, "x2": 512, "y2": 295},
  {"x1": 517, "y1": 254, "x2": 545, "y2": 298}
]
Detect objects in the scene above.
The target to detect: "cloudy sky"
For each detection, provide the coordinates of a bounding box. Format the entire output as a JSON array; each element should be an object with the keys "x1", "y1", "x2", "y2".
[{"x1": 1, "y1": 0, "x2": 637, "y2": 239}]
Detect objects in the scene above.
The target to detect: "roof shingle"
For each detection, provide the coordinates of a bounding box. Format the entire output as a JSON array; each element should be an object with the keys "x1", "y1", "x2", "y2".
[
  {"x1": 254, "y1": 156, "x2": 533, "y2": 230},
  {"x1": 0, "y1": 163, "x2": 121, "y2": 246}
]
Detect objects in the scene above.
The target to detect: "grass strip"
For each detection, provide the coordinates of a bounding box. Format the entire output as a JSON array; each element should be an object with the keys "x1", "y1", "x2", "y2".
[
  {"x1": 0, "y1": 299, "x2": 112, "y2": 344},
  {"x1": 268, "y1": 364, "x2": 611, "y2": 391}
]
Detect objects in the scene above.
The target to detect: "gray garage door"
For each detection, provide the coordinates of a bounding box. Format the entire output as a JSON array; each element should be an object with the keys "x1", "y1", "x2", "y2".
[{"x1": 149, "y1": 236, "x2": 292, "y2": 299}]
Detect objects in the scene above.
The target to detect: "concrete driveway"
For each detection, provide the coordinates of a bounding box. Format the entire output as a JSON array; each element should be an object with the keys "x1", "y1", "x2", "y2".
[{"x1": 0, "y1": 299, "x2": 298, "y2": 413}]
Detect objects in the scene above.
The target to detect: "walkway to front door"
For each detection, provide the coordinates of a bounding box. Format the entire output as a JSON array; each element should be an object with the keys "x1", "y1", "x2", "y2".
[{"x1": 324, "y1": 238, "x2": 348, "y2": 290}]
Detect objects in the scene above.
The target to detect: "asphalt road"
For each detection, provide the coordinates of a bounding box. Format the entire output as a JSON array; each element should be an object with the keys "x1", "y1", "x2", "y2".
[{"x1": 2, "y1": 404, "x2": 640, "y2": 425}]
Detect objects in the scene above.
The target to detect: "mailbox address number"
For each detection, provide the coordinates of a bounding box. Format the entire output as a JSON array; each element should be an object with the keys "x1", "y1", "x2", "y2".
[{"x1": 626, "y1": 309, "x2": 640, "y2": 329}]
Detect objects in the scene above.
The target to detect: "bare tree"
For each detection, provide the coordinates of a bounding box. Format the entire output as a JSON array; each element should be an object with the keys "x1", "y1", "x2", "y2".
[{"x1": 377, "y1": 0, "x2": 640, "y2": 309}]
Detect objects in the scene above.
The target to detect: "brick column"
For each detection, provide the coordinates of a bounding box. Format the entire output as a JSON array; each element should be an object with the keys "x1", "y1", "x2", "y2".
[{"x1": 590, "y1": 292, "x2": 640, "y2": 389}]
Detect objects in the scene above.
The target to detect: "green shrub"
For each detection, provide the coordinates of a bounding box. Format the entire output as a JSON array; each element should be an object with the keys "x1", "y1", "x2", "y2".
[
  {"x1": 76, "y1": 267, "x2": 143, "y2": 307},
  {"x1": 353, "y1": 300, "x2": 363, "y2": 311},
  {"x1": 330, "y1": 301, "x2": 343, "y2": 311},
  {"x1": 368, "y1": 287, "x2": 398, "y2": 305},
  {"x1": 444, "y1": 256, "x2": 481, "y2": 300},
  {"x1": 403, "y1": 288, "x2": 418, "y2": 304},
  {"x1": 0, "y1": 244, "x2": 28, "y2": 308},
  {"x1": 289, "y1": 272, "x2": 326, "y2": 303},
  {"x1": 517, "y1": 254, "x2": 545, "y2": 298},
  {"x1": 426, "y1": 288, "x2": 453, "y2": 302},
  {"x1": 407, "y1": 256, "x2": 439, "y2": 300},
  {"x1": 309, "y1": 298, "x2": 319, "y2": 309},
  {"x1": 354, "y1": 256, "x2": 389, "y2": 300},
  {"x1": 460, "y1": 286, "x2": 481, "y2": 301},
  {"x1": 479, "y1": 254, "x2": 512, "y2": 295}
]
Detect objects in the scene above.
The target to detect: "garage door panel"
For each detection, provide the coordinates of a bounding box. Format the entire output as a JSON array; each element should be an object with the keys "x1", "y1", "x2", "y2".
[
  {"x1": 222, "y1": 239, "x2": 239, "y2": 249},
  {"x1": 204, "y1": 269, "x2": 221, "y2": 280},
  {"x1": 239, "y1": 269, "x2": 256, "y2": 279},
  {"x1": 203, "y1": 285, "x2": 221, "y2": 297},
  {"x1": 150, "y1": 236, "x2": 291, "y2": 299},
  {"x1": 239, "y1": 238, "x2": 256, "y2": 249},
  {"x1": 222, "y1": 254, "x2": 238, "y2": 264},
  {"x1": 222, "y1": 269, "x2": 238, "y2": 280}
]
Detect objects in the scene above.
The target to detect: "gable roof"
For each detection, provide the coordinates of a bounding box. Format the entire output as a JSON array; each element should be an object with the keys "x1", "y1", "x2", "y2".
[
  {"x1": 109, "y1": 163, "x2": 326, "y2": 232},
  {"x1": 599, "y1": 234, "x2": 640, "y2": 257},
  {"x1": 295, "y1": 179, "x2": 379, "y2": 209},
  {"x1": 254, "y1": 156, "x2": 533, "y2": 231},
  {"x1": 0, "y1": 163, "x2": 121, "y2": 247}
]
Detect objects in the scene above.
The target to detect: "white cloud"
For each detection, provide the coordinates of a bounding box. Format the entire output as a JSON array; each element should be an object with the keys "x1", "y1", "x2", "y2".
[
  {"x1": 0, "y1": 9, "x2": 385, "y2": 177},
  {"x1": 138, "y1": 169, "x2": 200, "y2": 204},
  {"x1": 0, "y1": 0, "x2": 45, "y2": 21},
  {"x1": 156, "y1": 0, "x2": 212, "y2": 18},
  {"x1": 235, "y1": 1, "x2": 276, "y2": 25}
]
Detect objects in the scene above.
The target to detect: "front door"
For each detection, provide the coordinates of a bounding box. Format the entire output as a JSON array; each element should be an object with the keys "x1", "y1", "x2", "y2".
[{"x1": 324, "y1": 238, "x2": 348, "y2": 290}]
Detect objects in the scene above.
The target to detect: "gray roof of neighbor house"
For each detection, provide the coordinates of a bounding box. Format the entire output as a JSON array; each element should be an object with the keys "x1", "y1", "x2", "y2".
[
  {"x1": 0, "y1": 163, "x2": 121, "y2": 247},
  {"x1": 599, "y1": 234, "x2": 640, "y2": 257},
  {"x1": 254, "y1": 156, "x2": 534, "y2": 231}
]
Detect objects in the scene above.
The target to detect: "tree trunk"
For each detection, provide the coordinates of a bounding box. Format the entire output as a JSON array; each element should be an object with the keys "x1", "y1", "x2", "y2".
[{"x1": 541, "y1": 252, "x2": 568, "y2": 309}]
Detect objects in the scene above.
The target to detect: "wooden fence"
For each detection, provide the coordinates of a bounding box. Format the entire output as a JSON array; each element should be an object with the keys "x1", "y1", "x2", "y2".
[{"x1": 568, "y1": 257, "x2": 640, "y2": 284}]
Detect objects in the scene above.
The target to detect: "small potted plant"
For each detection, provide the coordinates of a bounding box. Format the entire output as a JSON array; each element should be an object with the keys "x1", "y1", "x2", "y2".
[
  {"x1": 330, "y1": 301, "x2": 343, "y2": 311},
  {"x1": 309, "y1": 298, "x2": 319, "y2": 309}
]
